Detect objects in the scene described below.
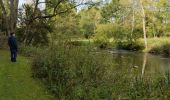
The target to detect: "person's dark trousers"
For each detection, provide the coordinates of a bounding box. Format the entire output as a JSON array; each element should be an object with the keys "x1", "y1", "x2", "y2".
[{"x1": 11, "y1": 50, "x2": 17, "y2": 62}]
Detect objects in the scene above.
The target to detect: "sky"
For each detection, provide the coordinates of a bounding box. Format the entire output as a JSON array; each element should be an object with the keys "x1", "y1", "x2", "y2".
[
  {"x1": 19, "y1": 0, "x2": 103, "y2": 6},
  {"x1": 18, "y1": 0, "x2": 104, "y2": 11},
  {"x1": 19, "y1": 0, "x2": 30, "y2": 6},
  {"x1": 19, "y1": 0, "x2": 45, "y2": 9}
]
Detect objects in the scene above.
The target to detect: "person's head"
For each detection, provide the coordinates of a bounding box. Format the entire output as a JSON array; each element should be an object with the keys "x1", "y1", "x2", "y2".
[{"x1": 10, "y1": 32, "x2": 15, "y2": 37}]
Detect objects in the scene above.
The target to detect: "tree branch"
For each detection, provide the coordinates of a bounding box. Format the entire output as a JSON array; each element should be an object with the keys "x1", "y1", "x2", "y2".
[{"x1": 28, "y1": 2, "x2": 93, "y2": 21}]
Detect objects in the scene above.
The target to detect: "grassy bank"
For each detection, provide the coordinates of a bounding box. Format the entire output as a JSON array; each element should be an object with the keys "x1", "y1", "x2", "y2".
[
  {"x1": 141, "y1": 38, "x2": 170, "y2": 57},
  {"x1": 31, "y1": 44, "x2": 170, "y2": 99},
  {"x1": 0, "y1": 50, "x2": 52, "y2": 100}
]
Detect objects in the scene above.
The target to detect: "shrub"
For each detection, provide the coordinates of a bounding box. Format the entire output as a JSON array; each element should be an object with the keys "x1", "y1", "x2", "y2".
[
  {"x1": 94, "y1": 24, "x2": 114, "y2": 49},
  {"x1": 94, "y1": 39, "x2": 109, "y2": 49},
  {"x1": 66, "y1": 41, "x2": 83, "y2": 46},
  {"x1": 0, "y1": 33, "x2": 8, "y2": 49},
  {"x1": 161, "y1": 43, "x2": 170, "y2": 57},
  {"x1": 149, "y1": 45, "x2": 161, "y2": 55},
  {"x1": 116, "y1": 41, "x2": 144, "y2": 51},
  {"x1": 18, "y1": 45, "x2": 44, "y2": 57},
  {"x1": 149, "y1": 43, "x2": 170, "y2": 57}
]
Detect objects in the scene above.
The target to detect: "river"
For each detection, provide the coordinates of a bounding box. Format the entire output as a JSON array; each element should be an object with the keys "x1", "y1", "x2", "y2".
[{"x1": 109, "y1": 50, "x2": 170, "y2": 78}]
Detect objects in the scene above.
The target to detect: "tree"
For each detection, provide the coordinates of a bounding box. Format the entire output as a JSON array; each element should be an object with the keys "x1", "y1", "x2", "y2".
[
  {"x1": 51, "y1": 9, "x2": 81, "y2": 41},
  {"x1": 0, "y1": 7, "x2": 3, "y2": 32},
  {"x1": 79, "y1": 7, "x2": 101, "y2": 38},
  {"x1": 0, "y1": 0, "x2": 98, "y2": 42},
  {"x1": 17, "y1": 4, "x2": 50, "y2": 45},
  {"x1": 0, "y1": 0, "x2": 19, "y2": 36},
  {"x1": 140, "y1": 0, "x2": 147, "y2": 49}
]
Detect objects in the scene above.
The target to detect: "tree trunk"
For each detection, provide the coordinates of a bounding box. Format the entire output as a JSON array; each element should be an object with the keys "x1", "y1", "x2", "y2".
[
  {"x1": 141, "y1": 53, "x2": 147, "y2": 78},
  {"x1": 0, "y1": 0, "x2": 19, "y2": 36},
  {"x1": 131, "y1": 0, "x2": 135, "y2": 42},
  {"x1": 14, "y1": 0, "x2": 19, "y2": 30},
  {"x1": 0, "y1": 0, "x2": 10, "y2": 35},
  {"x1": 140, "y1": 0, "x2": 148, "y2": 50},
  {"x1": 9, "y1": 0, "x2": 19, "y2": 34},
  {"x1": 23, "y1": 0, "x2": 39, "y2": 45},
  {"x1": 10, "y1": 0, "x2": 15, "y2": 33}
]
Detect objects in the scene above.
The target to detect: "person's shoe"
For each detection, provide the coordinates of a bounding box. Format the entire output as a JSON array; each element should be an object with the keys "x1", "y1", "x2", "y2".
[{"x1": 11, "y1": 59, "x2": 16, "y2": 62}]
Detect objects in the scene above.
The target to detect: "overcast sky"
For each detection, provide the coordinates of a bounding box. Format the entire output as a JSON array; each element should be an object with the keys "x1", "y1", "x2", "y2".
[
  {"x1": 18, "y1": 0, "x2": 105, "y2": 11},
  {"x1": 19, "y1": 0, "x2": 32, "y2": 6},
  {"x1": 19, "y1": 0, "x2": 105, "y2": 6}
]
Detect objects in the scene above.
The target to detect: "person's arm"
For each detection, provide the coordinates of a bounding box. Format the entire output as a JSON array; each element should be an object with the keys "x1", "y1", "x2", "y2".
[
  {"x1": 16, "y1": 40, "x2": 18, "y2": 52},
  {"x1": 13, "y1": 38, "x2": 18, "y2": 52},
  {"x1": 8, "y1": 37, "x2": 11, "y2": 47}
]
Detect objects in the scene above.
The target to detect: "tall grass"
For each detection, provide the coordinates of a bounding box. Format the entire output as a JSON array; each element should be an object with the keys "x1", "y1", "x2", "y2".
[
  {"x1": 146, "y1": 38, "x2": 170, "y2": 57},
  {"x1": 19, "y1": 45, "x2": 43, "y2": 57},
  {"x1": 32, "y1": 45, "x2": 114, "y2": 99},
  {"x1": 31, "y1": 43, "x2": 170, "y2": 99}
]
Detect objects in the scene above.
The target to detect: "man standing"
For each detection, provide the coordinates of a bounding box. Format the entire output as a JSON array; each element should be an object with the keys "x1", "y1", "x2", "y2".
[{"x1": 8, "y1": 32, "x2": 18, "y2": 62}]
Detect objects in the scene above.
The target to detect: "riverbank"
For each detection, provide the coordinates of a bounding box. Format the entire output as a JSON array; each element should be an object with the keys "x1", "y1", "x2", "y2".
[
  {"x1": 16, "y1": 41, "x2": 170, "y2": 99},
  {"x1": 71, "y1": 37, "x2": 170, "y2": 57},
  {"x1": 143, "y1": 38, "x2": 170, "y2": 57},
  {"x1": 30, "y1": 44, "x2": 170, "y2": 99}
]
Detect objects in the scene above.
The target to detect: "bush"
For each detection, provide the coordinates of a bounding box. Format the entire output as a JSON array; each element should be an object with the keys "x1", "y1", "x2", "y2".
[
  {"x1": 94, "y1": 39, "x2": 109, "y2": 49},
  {"x1": 116, "y1": 41, "x2": 144, "y2": 51},
  {"x1": 93, "y1": 32, "x2": 110, "y2": 49},
  {"x1": 161, "y1": 43, "x2": 170, "y2": 57},
  {"x1": 0, "y1": 33, "x2": 8, "y2": 49},
  {"x1": 94, "y1": 24, "x2": 114, "y2": 49},
  {"x1": 19, "y1": 45, "x2": 44, "y2": 57},
  {"x1": 149, "y1": 45, "x2": 161, "y2": 55},
  {"x1": 66, "y1": 41, "x2": 83, "y2": 46},
  {"x1": 149, "y1": 43, "x2": 170, "y2": 57}
]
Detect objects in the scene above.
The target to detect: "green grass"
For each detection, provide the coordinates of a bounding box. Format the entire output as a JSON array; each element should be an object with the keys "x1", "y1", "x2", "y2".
[
  {"x1": 138, "y1": 38, "x2": 170, "y2": 57},
  {"x1": 0, "y1": 50, "x2": 52, "y2": 100},
  {"x1": 138, "y1": 37, "x2": 170, "y2": 50},
  {"x1": 32, "y1": 45, "x2": 170, "y2": 99}
]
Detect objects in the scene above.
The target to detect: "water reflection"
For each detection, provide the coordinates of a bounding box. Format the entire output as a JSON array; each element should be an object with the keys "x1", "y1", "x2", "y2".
[
  {"x1": 142, "y1": 53, "x2": 147, "y2": 78},
  {"x1": 160, "y1": 58, "x2": 170, "y2": 79},
  {"x1": 110, "y1": 50, "x2": 170, "y2": 78}
]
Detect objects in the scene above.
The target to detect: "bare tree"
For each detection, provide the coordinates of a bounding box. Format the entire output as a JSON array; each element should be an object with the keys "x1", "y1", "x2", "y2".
[
  {"x1": 140, "y1": 0, "x2": 147, "y2": 50},
  {"x1": 130, "y1": 0, "x2": 135, "y2": 42}
]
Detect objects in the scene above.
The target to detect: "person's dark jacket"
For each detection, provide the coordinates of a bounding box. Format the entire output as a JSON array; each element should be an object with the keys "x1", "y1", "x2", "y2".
[{"x1": 8, "y1": 36, "x2": 18, "y2": 51}]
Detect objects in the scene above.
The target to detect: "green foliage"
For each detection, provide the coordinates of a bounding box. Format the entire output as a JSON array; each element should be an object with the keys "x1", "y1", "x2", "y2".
[
  {"x1": 94, "y1": 39, "x2": 109, "y2": 49},
  {"x1": 113, "y1": 26, "x2": 129, "y2": 42},
  {"x1": 52, "y1": 10, "x2": 80, "y2": 38},
  {"x1": 0, "y1": 33, "x2": 7, "y2": 49},
  {"x1": 32, "y1": 44, "x2": 113, "y2": 99},
  {"x1": 0, "y1": 9, "x2": 6, "y2": 33},
  {"x1": 18, "y1": 45, "x2": 44, "y2": 57},
  {"x1": 79, "y1": 7, "x2": 101, "y2": 39},
  {"x1": 31, "y1": 43, "x2": 170, "y2": 99},
  {"x1": 101, "y1": 0, "x2": 122, "y2": 23},
  {"x1": 116, "y1": 41, "x2": 144, "y2": 51},
  {"x1": 149, "y1": 42, "x2": 170, "y2": 57},
  {"x1": 94, "y1": 24, "x2": 113, "y2": 48},
  {"x1": 17, "y1": 5, "x2": 50, "y2": 46},
  {"x1": 161, "y1": 43, "x2": 170, "y2": 57}
]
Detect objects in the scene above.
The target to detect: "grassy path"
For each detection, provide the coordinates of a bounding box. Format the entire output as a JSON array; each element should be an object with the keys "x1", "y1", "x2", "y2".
[{"x1": 0, "y1": 50, "x2": 51, "y2": 100}]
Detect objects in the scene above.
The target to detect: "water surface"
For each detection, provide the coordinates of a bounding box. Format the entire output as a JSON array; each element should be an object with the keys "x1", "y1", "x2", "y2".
[{"x1": 109, "y1": 50, "x2": 170, "y2": 78}]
